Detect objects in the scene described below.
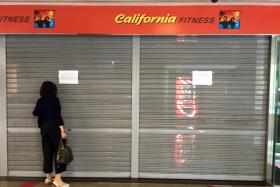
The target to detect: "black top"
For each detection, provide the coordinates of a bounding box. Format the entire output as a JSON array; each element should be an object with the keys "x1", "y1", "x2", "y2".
[{"x1": 33, "y1": 96, "x2": 64, "y2": 128}]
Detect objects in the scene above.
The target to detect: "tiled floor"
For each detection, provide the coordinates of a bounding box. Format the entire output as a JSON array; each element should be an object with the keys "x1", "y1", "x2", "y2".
[{"x1": 0, "y1": 181, "x2": 272, "y2": 187}]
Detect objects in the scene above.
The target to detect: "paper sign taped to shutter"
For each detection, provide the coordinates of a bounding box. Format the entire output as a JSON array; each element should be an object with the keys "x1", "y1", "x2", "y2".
[
  {"x1": 192, "y1": 71, "x2": 212, "y2": 85},
  {"x1": 59, "y1": 70, "x2": 79, "y2": 84}
]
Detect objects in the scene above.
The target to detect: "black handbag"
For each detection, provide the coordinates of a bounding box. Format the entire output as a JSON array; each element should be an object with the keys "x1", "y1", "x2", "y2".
[{"x1": 56, "y1": 139, "x2": 73, "y2": 165}]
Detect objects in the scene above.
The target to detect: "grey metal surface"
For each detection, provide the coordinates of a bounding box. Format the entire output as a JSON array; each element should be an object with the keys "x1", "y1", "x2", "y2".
[
  {"x1": 139, "y1": 36, "x2": 270, "y2": 180},
  {"x1": 9, "y1": 171, "x2": 131, "y2": 177},
  {"x1": 6, "y1": 35, "x2": 132, "y2": 177},
  {"x1": 131, "y1": 36, "x2": 140, "y2": 178},
  {"x1": 0, "y1": 36, "x2": 7, "y2": 177}
]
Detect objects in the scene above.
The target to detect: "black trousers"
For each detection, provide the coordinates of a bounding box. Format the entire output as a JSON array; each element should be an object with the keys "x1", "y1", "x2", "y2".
[{"x1": 40, "y1": 124, "x2": 66, "y2": 174}]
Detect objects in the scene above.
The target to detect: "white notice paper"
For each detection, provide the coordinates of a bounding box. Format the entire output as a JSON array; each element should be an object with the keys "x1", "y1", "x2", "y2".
[
  {"x1": 192, "y1": 71, "x2": 212, "y2": 85},
  {"x1": 59, "y1": 70, "x2": 79, "y2": 84}
]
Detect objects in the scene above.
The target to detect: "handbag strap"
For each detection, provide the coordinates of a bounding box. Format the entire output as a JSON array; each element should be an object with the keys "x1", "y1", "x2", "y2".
[{"x1": 59, "y1": 138, "x2": 65, "y2": 148}]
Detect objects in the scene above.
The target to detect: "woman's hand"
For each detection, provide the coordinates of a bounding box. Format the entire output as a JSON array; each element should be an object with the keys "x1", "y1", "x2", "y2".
[
  {"x1": 61, "y1": 131, "x2": 67, "y2": 139},
  {"x1": 59, "y1": 125, "x2": 67, "y2": 139}
]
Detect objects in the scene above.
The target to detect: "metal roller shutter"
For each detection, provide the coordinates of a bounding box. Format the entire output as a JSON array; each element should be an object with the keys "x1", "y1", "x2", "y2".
[
  {"x1": 7, "y1": 35, "x2": 132, "y2": 177},
  {"x1": 139, "y1": 36, "x2": 270, "y2": 181}
]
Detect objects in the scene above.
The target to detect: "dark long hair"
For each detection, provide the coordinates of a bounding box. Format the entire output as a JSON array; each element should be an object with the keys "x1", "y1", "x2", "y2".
[{"x1": 40, "y1": 81, "x2": 57, "y2": 97}]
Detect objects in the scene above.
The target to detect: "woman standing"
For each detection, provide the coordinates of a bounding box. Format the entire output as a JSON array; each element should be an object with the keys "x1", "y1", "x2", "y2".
[{"x1": 33, "y1": 81, "x2": 69, "y2": 187}]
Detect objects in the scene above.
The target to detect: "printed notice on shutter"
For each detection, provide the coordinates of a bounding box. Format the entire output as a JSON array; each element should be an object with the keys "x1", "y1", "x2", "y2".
[
  {"x1": 192, "y1": 71, "x2": 212, "y2": 85},
  {"x1": 59, "y1": 70, "x2": 79, "y2": 84}
]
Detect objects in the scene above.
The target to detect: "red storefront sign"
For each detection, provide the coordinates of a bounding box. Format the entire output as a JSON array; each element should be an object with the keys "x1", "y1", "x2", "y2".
[{"x1": 0, "y1": 5, "x2": 279, "y2": 34}]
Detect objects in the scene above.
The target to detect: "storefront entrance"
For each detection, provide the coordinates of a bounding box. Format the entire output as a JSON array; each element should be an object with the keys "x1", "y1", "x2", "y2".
[{"x1": 6, "y1": 35, "x2": 270, "y2": 181}]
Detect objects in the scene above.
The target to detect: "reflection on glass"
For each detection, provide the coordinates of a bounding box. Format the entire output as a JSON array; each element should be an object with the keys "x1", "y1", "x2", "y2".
[
  {"x1": 174, "y1": 76, "x2": 197, "y2": 167},
  {"x1": 175, "y1": 76, "x2": 197, "y2": 119},
  {"x1": 275, "y1": 124, "x2": 280, "y2": 184},
  {"x1": 176, "y1": 36, "x2": 198, "y2": 43},
  {"x1": 174, "y1": 134, "x2": 196, "y2": 166},
  {"x1": 275, "y1": 104, "x2": 280, "y2": 185},
  {"x1": 274, "y1": 38, "x2": 280, "y2": 186},
  {"x1": 7, "y1": 64, "x2": 18, "y2": 93}
]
